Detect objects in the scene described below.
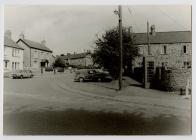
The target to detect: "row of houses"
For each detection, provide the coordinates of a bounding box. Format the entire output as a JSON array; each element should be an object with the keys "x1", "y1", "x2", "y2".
[
  {"x1": 132, "y1": 31, "x2": 192, "y2": 69},
  {"x1": 4, "y1": 30, "x2": 191, "y2": 74},
  {"x1": 4, "y1": 30, "x2": 54, "y2": 72},
  {"x1": 60, "y1": 51, "x2": 93, "y2": 67},
  {"x1": 132, "y1": 30, "x2": 192, "y2": 90},
  {"x1": 58, "y1": 31, "x2": 191, "y2": 71}
]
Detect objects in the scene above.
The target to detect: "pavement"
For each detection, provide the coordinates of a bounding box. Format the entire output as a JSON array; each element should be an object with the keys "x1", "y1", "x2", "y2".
[
  {"x1": 55, "y1": 72, "x2": 191, "y2": 118},
  {"x1": 3, "y1": 71, "x2": 192, "y2": 135}
]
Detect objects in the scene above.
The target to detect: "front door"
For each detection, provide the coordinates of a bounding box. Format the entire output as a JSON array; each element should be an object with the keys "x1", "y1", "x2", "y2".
[{"x1": 143, "y1": 56, "x2": 155, "y2": 88}]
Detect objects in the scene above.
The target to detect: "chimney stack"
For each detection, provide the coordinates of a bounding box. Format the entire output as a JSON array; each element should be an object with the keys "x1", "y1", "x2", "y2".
[
  {"x1": 41, "y1": 40, "x2": 46, "y2": 46},
  {"x1": 5, "y1": 30, "x2": 12, "y2": 39},
  {"x1": 19, "y1": 33, "x2": 25, "y2": 40}
]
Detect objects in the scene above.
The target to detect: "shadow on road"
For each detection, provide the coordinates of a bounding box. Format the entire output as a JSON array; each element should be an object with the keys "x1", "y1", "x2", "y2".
[{"x1": 3, "y1": 108, "x2": 191, "y2": 135}]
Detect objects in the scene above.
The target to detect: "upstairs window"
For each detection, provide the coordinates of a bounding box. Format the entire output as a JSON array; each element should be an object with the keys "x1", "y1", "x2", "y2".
[
  {"x1": 34, "y1": 50, "x2": 38, "y2": 58},
  {"x1": 138, "y1": 47, "x2": 143, "y2": 55},
  {"x1": 183, "y1": 45, "x2": 187, "y2": 54},
  {"x1": 160, "y1": 45, "x2": 167, "y2": 54},
  {"x1": 12, "y1": 48, "x2": 20, "y2": 57},
  {"x1": 164, "y1": 45, "x2": 167, "y2": 54}
]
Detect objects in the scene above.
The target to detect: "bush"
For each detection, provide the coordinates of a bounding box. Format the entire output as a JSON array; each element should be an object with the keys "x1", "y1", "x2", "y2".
[{"x1": 53, "y1": 56, "x2": 66, "y2": 68}]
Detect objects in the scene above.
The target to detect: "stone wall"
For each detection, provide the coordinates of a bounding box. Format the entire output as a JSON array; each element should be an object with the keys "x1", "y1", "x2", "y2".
[
  {"x1": 155, "y1": 68, "x2": 191, "y2": 91},
  {"x1": 133, "y1": 43, "x2": 191, "y2": 69}
]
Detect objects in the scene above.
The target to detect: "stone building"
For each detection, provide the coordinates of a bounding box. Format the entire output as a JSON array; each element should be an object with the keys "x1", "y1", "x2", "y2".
[
  {"x1": 132, "y1": 31, "x2": 192, "y2": 91},
  {"x1": 132, "y1": 31, "x2": 192, "y2": 69},
  {"x1": 4, "y1": 30, "x2": 24, "y2": 72},
  {"x1": 61, "y1": 51, "x2": 93, "y2": 67},
  {"x1": 16, "y1": 33, "x2": 53, "y2": 69}
]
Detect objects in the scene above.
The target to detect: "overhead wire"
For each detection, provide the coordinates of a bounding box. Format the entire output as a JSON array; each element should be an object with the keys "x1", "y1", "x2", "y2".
[
  {"x1": 155, "y1": 6, "x2": 188, "y2": 31},
  {"x1": 126, "y1": 6, "x2": 140, "y2": 33}
]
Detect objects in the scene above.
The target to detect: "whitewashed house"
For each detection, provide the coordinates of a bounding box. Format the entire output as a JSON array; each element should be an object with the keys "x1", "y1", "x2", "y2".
[{"x1": 4, "y1": 30, "x2": 24, "y2": 72}]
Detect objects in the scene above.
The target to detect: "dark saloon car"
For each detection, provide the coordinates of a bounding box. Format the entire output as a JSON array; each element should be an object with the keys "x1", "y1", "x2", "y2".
[
  {"x1": 74, "y1": 69, "x2": 112, "y2": 82},
  {"x1": 11, "y1": 70, "x2": 34, "y2": 79}
]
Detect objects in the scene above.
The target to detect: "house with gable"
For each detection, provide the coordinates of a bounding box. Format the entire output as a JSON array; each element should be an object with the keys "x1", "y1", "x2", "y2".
[{"x1": 16, "y1": 33, "x2": 53, "y2": 69}]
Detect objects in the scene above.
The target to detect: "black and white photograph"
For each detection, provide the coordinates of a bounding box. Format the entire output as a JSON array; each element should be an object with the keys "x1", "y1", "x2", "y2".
[{"x1": 1, "y1": 2, "x2": 192, "y2": 136}]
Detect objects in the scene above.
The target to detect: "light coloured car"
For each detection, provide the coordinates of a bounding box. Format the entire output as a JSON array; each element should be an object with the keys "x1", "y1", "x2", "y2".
[{"x1": 11, "y1": 70, "x2": 34, "y2": 79}]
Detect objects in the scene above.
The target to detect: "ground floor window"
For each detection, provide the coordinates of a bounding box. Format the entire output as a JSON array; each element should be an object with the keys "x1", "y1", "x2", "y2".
[
  {"x1": 4, "y1": 61, "x2": 9, "y2": 69},
  {"x1": 16, "y1": 62, "x2": 19, "y2": 69},
  {"x1": 12, "y1": 62, "x2": 20, "y2": 70},
  {"x1": 12, "y1": 62, "x2": 14, "y2": 70}
]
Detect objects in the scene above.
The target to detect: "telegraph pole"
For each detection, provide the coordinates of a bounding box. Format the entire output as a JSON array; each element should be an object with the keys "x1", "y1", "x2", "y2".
[
  {"x1": 147, "y1": 21, "x2": 151, "y2": 55},
  {"x1": 119, "y1": 5, "x2": 123, "y2": 90}
]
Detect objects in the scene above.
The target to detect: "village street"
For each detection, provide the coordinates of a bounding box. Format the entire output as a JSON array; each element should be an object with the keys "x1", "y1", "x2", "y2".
[{"x1": 3, "y1": 71, "x2": 191, "y2": 135}]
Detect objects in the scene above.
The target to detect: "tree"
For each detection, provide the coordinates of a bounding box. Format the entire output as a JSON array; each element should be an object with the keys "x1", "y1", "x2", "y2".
[
  {"x1": 92, "y1": 27, "x2": 139, "y2": 78},
  {"x1": 52, "y1": 56, "x2": 66, "y2": 68}
]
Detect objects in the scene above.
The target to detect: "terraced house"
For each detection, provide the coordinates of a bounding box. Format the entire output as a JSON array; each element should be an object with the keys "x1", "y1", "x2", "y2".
[
  {"x1": 16, "y1": 33, "x2": 53, "y2": 69},
  {"x1": 61, "y1": 51, "x2": 93, "y2": 67},
  {"x1": 132, "y1": 31, "x2": 192, "y2": 69},
  {"x1": 4, "y1": 30, "x2": 24, "y2": 72}
]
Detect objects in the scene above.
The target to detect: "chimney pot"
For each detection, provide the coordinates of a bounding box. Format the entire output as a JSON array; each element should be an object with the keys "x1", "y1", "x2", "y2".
[
  {"x1": 5, "y1": 30, "x2": 12, "y2": 39},
  {"x1": 19, "y1": 33, "x2": 25, "y2": 40},
  {"x1": 41, "y1": 40, "x2": 46, "y2": 46}
]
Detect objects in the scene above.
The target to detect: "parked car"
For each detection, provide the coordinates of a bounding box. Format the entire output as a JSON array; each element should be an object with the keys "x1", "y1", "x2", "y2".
[
  {"x1": 74, "y1": 69, "x2": 112, "y2": 82},
  {"x1": 11, "y1": 70, "x2": 34, "y2": 79},
  {"x1": 57, "y1": 67, "x2": 64, "y2": 72},
  {"x1": 45, "y1": 66, "x2": 53, "y2": 72}
]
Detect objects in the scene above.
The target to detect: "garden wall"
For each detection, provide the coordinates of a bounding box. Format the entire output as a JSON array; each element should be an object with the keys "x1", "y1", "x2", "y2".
[{"x1": 154, "y1": 68, "x2": 191, "y2": 91}]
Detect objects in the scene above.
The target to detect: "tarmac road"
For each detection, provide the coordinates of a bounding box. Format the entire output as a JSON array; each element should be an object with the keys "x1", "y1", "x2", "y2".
[{"x1": 3, "y1": 72, "x2": 192, "y2": 135}]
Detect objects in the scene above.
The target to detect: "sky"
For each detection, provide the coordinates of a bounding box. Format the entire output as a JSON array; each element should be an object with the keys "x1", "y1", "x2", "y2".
[{"x1": 4, "y1": 5, "x2": 191, "y2": 55}]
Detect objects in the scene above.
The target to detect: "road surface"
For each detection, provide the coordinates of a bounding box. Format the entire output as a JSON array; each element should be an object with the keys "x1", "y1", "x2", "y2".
[{"x1": 3, "y1": 72, "x2": 191, "y2": 135}]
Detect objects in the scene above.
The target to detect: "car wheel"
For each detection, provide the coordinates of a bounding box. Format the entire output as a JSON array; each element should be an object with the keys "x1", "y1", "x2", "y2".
[
  {"x1": 20, "y1": 75, "x2": 23, "y2": 79},
  {"x1": 97, "y1": 78, "x2": 102, "y2": 82},
  {"x1": 79, "y1": 77, "x2": 84, "y2": 82}
]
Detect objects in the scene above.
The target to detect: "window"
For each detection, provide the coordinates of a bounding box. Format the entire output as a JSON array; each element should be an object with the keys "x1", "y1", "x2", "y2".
[
  {"x1": 40, "y1": 52, "x2": 43, "y2": 57},
  {"x1": 34, "y1": 50, "x2": 38, "y2": 58},
  {"x1": 4, "y1": 47, "x2": 8, "y2": 56},
  {"x1": 88, "y1": 70, "x2": 94, "y2": 74},
  {"x1": 183, "y1": 45, "x2": 187, "y2": 54},
  {"x1": 12, "y1": 62, "x2": 14, "y2": 70},
  {"x1": 12, "y1": 48, "x2": 20, "y2": 57},
  {"x1": 16, "y1": 62, "x2": 19, "y2": 70},
  {"x1": 138, "y1": 47, "x2": 143, "y2": 55},
  {"x1": 164, "y1": 45, "x2": 167, "y2": 54},
  {"x1": 4, "y1": 61, "x2": 8, "y2": 68},
  {"x1": 160, "y1": 45, "x2": 167, "y2": 54}
]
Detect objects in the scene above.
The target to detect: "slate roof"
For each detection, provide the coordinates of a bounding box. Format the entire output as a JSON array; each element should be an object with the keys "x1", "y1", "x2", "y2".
[
  {"x1": 133, "y1": 31, "x2": 192, "y2": 45},
  {"x1": 61, "y1": 52, "x2": 91, "y2": 60},
  {"x1": 4, "y1": 36, "x2": 24, "y2": 50},
  {"x1": 18, "y1": 39, "x2": 52, "y2": 52}
]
